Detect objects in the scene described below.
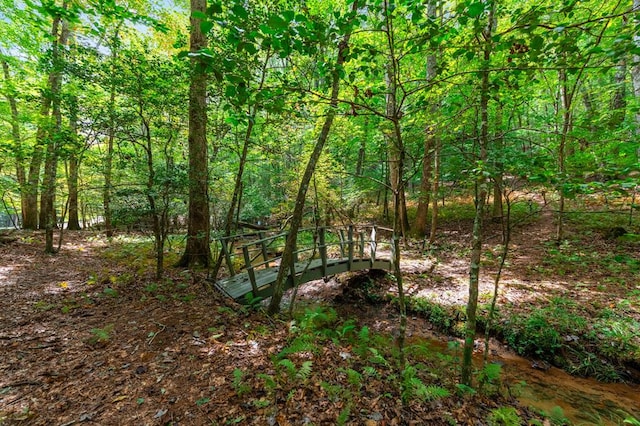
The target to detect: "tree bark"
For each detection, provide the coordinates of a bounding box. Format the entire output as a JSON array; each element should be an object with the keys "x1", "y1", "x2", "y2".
[
  {"x1": 103, "y1": 26, "x2": 121, "y2": 238},
  {"x1": 42, "y1": 6, "x2": 70, "y2": 252},
  {"x1": 461, "y1": 3, "x2": 494, "y2": 387},
  {"x1": 66, "y1": 93, "x2": 81, "y2": 230},
  {"x1": 491, "y1": 100, "x2": 504, "y2": 223},
  {"x1": 177, "y1": 0, "x2": 211, "y2": 267},
  {"x1": 1, "y1": 59, "x2": 27, "y2": 226},
  {"x1": 267, "y1": 1, "x2": 358, "y2": 315},
  {"x1": 632, "y1": 0, "x2": 640, "y2": 160},
  {"x1": 429, "y1": 137, "x2": 440, "y2": 244}
]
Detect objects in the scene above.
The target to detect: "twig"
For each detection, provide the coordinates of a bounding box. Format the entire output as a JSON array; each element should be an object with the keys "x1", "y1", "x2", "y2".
[{"x1": 147, "y1": 322, "x2": 166, "y2": 346}]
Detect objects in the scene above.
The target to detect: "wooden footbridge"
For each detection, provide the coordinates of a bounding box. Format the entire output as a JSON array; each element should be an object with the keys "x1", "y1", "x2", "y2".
[{"x1": 212, "y1": 226, "x2": 392, "y2": 303}]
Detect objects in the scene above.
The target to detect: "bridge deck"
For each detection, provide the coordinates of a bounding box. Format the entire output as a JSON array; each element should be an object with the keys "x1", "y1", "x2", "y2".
[{"x1": 214, "y1": 257, "x2": 391, "y2": 302}]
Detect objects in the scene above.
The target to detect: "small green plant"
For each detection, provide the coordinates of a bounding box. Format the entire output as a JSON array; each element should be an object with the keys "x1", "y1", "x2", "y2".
[
  {"x1": 244, "y1": 292, "x2": 264, "y2": 309},
  {"x1": 624, "y1": 417, "x2": 640, "y2": 425},
  {"x1": 232, "y1": 368, "x2": 251, "y2": 396},
  {"x1": 545, "y1": 406, "x2": 569, "y2": 425},
  {"x1": 103, "y1": 287, "x2": 118, "y2": 297},
  {"x1": 401, "y1": 365, "x2": 450, "y2": 403},
  {"x1": 33, "y1": 300, "x2": 56, "y2": 311},
  {"x1": 195, "y1": 397, "x2": 210, "y2": 406},
  {"x1": 478, "y1": 362, "x2": 502, "y2": 388},
  {"x1": 336, "y1": 403, "x2": 351, "y2": 426},
  {"x1": 488, "y1": 406, "x2": 521, "y2": 426},
  {"x1": 88, "y1": 324, "x2": 114, "y2": 345}
]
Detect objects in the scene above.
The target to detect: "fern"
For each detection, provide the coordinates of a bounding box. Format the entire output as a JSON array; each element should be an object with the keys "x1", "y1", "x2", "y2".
[
  {"x1": 257, "y1": 373, "x2": 277, "y2": 390},
  {"x1": 278, "y1": 335, "x2": 319, "y2": 358},
  {"x1": 345, "y1": 368, "x2": 362, "y2": 389},
  {"x1": 479, "y1": 362, "x2": 502, "y2": 386},
  {"x1": 362, "y1": 366, "x2": 379, "y2": 378},
  {"x1": 277, "y1": 359, "x2": 297, "y2": 377},
  {"x1": 488, "y1": 407, "x2": 521, "y2": 426},
  {"x1": 297, "y1": 361, "x2": 313, "y2": 381},
  {"x1": 232, "y1": 368, "x2": 251, "y2": 396},
  {"x1": 402, "y1": 365, "x2": 450, "y2": 403},
  {"x1": 337, "y1": 404, "x2": 351, "y2": 426},
  {"x1": 368, "y1": 347, "x2": 389, "y2": 366}
]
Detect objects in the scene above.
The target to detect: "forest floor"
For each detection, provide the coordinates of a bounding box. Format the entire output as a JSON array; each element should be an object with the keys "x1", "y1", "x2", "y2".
[{"x1": 1, "y1": 202, "x2": 639, "y2": 425}]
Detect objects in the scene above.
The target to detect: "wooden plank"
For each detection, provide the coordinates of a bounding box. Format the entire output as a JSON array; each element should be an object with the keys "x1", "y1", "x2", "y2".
[{"x1": 214, "y1": 255, "x2": 392, "y2": 302}]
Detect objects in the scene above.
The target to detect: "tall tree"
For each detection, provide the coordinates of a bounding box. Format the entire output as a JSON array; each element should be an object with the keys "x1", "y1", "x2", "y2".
[
  {"x1": 267, "y1": 1, "x2": 359, "y2": 315},
  {"x1": 461, "y1": 0, "x2": 495, "y2": 387},
  {"x1": 177, "y1": 0, "x2": 211, "y2": 267},
  {"x1": 41, "y1": 2, "x2": 71, "y2": 252}
]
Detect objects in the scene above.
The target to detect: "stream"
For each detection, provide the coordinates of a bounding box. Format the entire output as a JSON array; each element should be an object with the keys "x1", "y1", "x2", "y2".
[{"x1": 499, "y1": 351, "x2": 640, "y2": 425}]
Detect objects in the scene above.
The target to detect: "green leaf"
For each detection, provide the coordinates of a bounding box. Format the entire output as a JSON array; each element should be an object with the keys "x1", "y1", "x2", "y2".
[
  {"x1": 530, "y1": 35, "x2": 544, "y2": 51},
  {"x1": 467, "y1": 2, "x2": 485, "y2": 18},
  {"x1": 232, "y1": 4, "x2": 248, "y2": 20},
  {"x1": 207, "y1": 3, "x2": 222, "y2": 14},
  {"x1": 191, "y1": 10, "x2": 207, "y2": 20},
  {"x1": 267, "y1": 14, "x2": 288, "y2": 29},
  {"x1": 200, "y1": 21, "x2": 213, "y2": 33}
]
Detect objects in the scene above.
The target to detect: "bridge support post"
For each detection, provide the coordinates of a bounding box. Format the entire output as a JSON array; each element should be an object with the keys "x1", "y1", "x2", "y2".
[
  {"x1": 221, "y1": 239, "x2": 236, "y2": 276},
  {"x1": 347, "y1": 225, "x2": 354, "y2": 270},
  {"x1": 242, "y1": 246, "x2": 258, "y2": 295},
  {"x1": 319, "y1": 227, "x2": 328, "y2": 276},
  {"x1": 258, "y1": 231, "x2": 269, "y2": 268}
]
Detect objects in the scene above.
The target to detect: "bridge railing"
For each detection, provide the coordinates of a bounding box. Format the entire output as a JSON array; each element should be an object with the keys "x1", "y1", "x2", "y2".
[{"x1": 214, "y1": 225, "x2": 384, "y2": 295}]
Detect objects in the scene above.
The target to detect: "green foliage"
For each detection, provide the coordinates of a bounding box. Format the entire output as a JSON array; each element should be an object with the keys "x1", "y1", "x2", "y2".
[
  {"x1": 232, "y1": 368, "x2": 251, "y2": 396},
  {"x1": 88, "y1": 324, "x2": 114, "y2": 345},
  {"x1": 401, "y1": 365, "x2": 450, "y2": 403},
  {"x1": 488, "y1": 407, "x2": 521, "y2": 426}
]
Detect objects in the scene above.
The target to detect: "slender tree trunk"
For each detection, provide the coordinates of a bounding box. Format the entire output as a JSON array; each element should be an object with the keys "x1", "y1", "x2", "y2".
[
  {"x1": 556, "y1": 66, "x2": 572, "y2": 242},
  {"x1": 42, "y1": 8, "x2": 70, "y2": 253},
  {"x1": 177, "y1": 0, "x2": 211, "y2": 267},
  {"x1": 211, "y1": 52, "x2": 271, "y2": 279},
  {"x1": 104, "y1": 89, "x2": 116, "y2": 236},
  {"x1": 414, "y1": 15, "x2": 438, "y2": 236},
  {"x1": 67, "y1": 95, "x2": 81, "y2": 230},
  {"x1": 491, "y1": 101, "x2": 504, "y2": 223},
  {"x1": 267, "y1": 1, "x2": 358, "y2": 315},
  {"x1": 461, "y1": 3, "x2": 494, "y2": 387},
  {"x1": 429, "y1": 138, "x2": 440, "y2": 244},
  {"x1": 610, "y1": 59, "x2": 626, "y2": 127},
  {"x1": 104, "y1": 27, "x2": 121, "y2": 238},
  {"x1": 1, "y1": 59, "x2": 27, "y2": 225},
  {"x1": 356, "y1": 117, "x2": 368, "y2": 176},
  {"x1": 632, "y1": 0, "x2": 640, "y2": 160},
  {"x1": 414, "y1": 131, "x2": 433, "y2": 236},
  {"x1": 384, "y1": 62, "x2": 409, "y2": 235}
]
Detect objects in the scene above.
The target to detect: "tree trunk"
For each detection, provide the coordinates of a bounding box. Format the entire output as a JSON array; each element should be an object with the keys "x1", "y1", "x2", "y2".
[
  {"x1": 103, "y1": 27, "x2": 121, "y2": 238},
  {"x1": 42, "y1": 7, "x2": 70, "y2": 253},
  {"x1": 556, "y1": 65, "x2": 572, "y2": 242},
  {"x1": 429, "y1": 137, "x2": 440, "y2": 244},
  {"x1": 384, "y1": 61, "x2": 409, "y2": 235},
  {"x1": 491, "y1": 100, "x2": 504, "y2": 223},
  {"x1": 267, "y1": 1, "x2": 358, "y2": 315},
  {"x1": 1, "y1": 59, "x2": 27, "y2": 225},
  {"x1": 67, "y1": 94, "x2": 81, "y2": 230},
  {"x1": 632, "y1": 0, "x2": 640, "y2": 160},
  {"x1": 414, "y1": 16, "x2": 438, "y2": 236},
  {"x1": 461, "y1": 3, "x2": 494, "y2": 387},
  {"x1": 177, "y1": 0, "x2": 211, "y2": 268},
  {"x1": 610, "y1": 59, "x2": 626, "y2": 128}
]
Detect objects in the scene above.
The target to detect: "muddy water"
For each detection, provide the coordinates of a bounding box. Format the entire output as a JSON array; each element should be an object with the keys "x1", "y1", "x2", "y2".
[
  {"x1": 499, "y1": 351, "x2": 640, "y2": 425},
  {"x1": 420, "y1": 336, "x2": 640, "y2": 424}
]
